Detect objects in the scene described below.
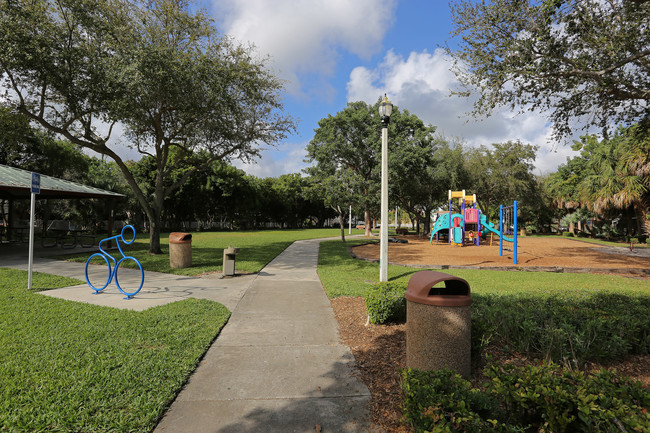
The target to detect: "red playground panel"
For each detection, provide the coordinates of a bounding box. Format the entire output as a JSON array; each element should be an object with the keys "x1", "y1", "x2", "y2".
[{"x1": 464, "y1": 208, "x2": 479, "y2": 223}]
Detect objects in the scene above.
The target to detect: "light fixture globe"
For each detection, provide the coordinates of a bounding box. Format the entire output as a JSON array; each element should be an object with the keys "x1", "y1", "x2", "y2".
[{"x1": 378, "y1": 94, "x2": 393, "y2": 121}]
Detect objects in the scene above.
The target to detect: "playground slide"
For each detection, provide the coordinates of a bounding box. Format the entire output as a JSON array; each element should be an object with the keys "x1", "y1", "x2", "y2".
[
  {"x1": 429, "y1": 213, "x2": 463, "y2": 243},
  {"x1": 479, "y1": 215, "x2": 514, "y2": 242}
]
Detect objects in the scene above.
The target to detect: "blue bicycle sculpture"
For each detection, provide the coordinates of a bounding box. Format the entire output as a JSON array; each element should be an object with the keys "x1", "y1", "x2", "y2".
[{"x1": 84, "y1": 225, "x2": 144, "y2": 299}]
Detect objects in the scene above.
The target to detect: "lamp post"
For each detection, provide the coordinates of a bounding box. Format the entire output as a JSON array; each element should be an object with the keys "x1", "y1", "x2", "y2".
[{"x1": 378, "y1": 94, "x2": 392, "y2": 282}]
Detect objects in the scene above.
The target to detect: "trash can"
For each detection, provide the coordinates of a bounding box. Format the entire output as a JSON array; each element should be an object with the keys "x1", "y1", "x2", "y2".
[
  {"x1": 405, "y1": 270, "x2": 472, "y2": 378},
  {"x1": 169, "y1": 232, "x2": 192, "y2": 269},
  {"x1": 222, "y1": 245, "x2": 240, "y2": 277}
]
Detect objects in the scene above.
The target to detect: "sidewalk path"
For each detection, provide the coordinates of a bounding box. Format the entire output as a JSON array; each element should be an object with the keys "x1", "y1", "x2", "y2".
[
  {"x1": 154, "y1": 239, "x2": 371, "y2": 432},
  {"x1": 0, "y1": 250, "x2": 254, "y2": 312},
  {"x1": 1, "y1": 239, "x2": 371, "y2": 431}
]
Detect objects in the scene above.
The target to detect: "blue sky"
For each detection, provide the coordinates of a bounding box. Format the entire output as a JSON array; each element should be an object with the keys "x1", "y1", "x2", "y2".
[{"x1": 202, "y1": 0, "x2": 580, "y2": 178}]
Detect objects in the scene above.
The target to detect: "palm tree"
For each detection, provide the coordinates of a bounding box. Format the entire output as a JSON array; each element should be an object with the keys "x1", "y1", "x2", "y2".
[{"x1": 579, "y1": 122, "x2": 650, "y2": 239}]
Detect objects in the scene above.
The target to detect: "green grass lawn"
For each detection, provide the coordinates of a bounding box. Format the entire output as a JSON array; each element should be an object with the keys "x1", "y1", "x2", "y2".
[
  {"x1": 61, "y1": 228, "x2": 366, "y2": 276},
  {"x1": 317, "y1": 239, "x2": 650, "y2": 298},
  {"x1": 0, "y1": 268, "x2": 230, "y2": 432},
  {"x1": 1, "y1": 267, "x2": 83, "y2": 291},
  {"x1": 528, "y1": 233, "x2": 650, "y2": 248}
]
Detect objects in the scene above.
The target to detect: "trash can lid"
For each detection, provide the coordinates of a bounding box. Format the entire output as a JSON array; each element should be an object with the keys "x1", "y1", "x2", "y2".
[
  {"x1": 169, "y1": 232, "x2": 192, "y2": 244},
  {"x1": 405, "y1": 270, "x2": 471, "y2": 306}
]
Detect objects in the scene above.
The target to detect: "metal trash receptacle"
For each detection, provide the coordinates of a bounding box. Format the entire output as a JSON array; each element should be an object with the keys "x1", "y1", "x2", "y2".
[
  {"x1": 222, "y1": 245, "x2": 240, "y2": 277},
  {"x1": 169, "y1": 232, "x2": 192, "y2": 269},
  {"x1": 405, "y1": 270, "x2": 472, "y2": 377}
]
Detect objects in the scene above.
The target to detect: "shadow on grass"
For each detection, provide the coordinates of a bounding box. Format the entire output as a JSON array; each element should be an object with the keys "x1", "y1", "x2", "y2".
[{"x1": 472, "y1": 292, "x2": 650, "y2": 364}]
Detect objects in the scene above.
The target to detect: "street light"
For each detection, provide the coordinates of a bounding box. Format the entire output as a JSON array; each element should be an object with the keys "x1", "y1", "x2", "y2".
[{"x1": 378, "y1": 94, "x2": 392, "y2": 282}]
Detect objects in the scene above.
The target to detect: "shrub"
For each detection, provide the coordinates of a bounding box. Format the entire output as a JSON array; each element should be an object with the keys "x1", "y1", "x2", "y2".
[
  {"x1": 402, "y1": 363, "x2": 650, "y2": 433},
  {"x1": 365, "y1": 281, "x2": 407, "y2": 324},
  {"x1": 562, "y1": 231, "x2": 574, "y2": 237},
  {"x1": 401, "y1": 369, "x2": 510, "y2": 433},
  {"x1": 471, "y1": 293, "x2": 650, "y2": 364}
]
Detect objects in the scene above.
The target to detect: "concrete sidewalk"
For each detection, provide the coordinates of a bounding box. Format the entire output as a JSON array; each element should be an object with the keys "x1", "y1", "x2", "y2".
[
  {"x1": 1, "y1": 238, "x2": 371, "y2": 431},
  {"x1": 154, "y1": 239, "x2": 371, "y2": 433},
  {"x1": 0, "y1": 247, "x2": 254, "y2": 312}
]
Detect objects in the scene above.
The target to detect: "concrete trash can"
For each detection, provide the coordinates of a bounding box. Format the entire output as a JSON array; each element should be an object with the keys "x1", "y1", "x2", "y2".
[
  {"x1": 169, "y1": 232, "x2": 192, "y2": 269},
  {"x1": 405, "y1": 270, "x2": 472, "y2": 378},
  {"x1": 222, "y1": 245, "x2": 240, "y2": 277}
]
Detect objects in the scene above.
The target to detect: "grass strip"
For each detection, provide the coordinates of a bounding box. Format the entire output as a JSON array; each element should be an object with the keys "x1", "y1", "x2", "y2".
[
  {"x1": 528, "y1": 233, "x2": 649, "y2": 248},
  {"x1": 60, "y1": 228, "x2": 366, "y2": 276},
  {"x1": 318, "y1": 239, "x2": 650, "y2": 298},
  {"x1": 0, "y1": 269, "x2": 230, "y2": 432},
  {"x1": 0, "y1": 267, "x2": 83, "y2": 291}
]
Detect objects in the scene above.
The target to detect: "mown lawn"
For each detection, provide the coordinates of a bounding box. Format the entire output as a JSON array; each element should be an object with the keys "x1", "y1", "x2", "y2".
[
  {"x1": 529, "y1": 233, "x2": 650, "y2": 248},
  {"x1": 61, "y1": 228, "x2": 365, "y2": 276},
  {"x1": 0, "y1": 268, "x2": 230, "y2": 432},
  {"x1": 317, "y1": 238, "x2": 650, "y2": 298}
]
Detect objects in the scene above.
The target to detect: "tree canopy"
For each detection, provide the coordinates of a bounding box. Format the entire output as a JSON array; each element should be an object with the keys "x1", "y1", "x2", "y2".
[
  {"x1": 306, "y1": 99, "x2": 439, "y2": 238},
  {"x1": 449, "y1": 0, "x2": 650, "y2": 139},
  {"x1": 0, "y1": 0, "x2": 295, "y2": 253},
  {"x1": 547, "y1": 121, "x2": 650, "y2": 238}
]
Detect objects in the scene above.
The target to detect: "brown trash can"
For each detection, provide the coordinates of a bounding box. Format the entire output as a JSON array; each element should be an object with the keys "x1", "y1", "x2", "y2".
[
  {"x1": 169, "y1": 232, "x2": 192, "y2": 269},
  {"x1": 405, "y1": 270, "x2": 472, "y2": 378}
]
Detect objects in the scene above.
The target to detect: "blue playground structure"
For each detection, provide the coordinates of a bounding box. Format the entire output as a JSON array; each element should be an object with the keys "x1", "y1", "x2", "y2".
[
  {"x1": 84, "y1": 225, "x2": 145, "y2": 299},
  {"x1": 429, "y1": 190, "x2": 518, "y2": 264}
]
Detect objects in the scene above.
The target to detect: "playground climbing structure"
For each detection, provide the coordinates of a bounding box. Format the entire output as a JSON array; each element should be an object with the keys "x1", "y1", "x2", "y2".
[{"x1": 429, "y1": 190, "x2": 518, "y2": 264}]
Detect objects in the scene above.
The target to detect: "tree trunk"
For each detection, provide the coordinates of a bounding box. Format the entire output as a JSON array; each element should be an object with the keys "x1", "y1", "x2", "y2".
[
  {"x1": 635, "y1": 197, "x2": 650, "y2": 240},
  {"x1": 338, "y1": 206, "x2": 346, "y2": 242},
  {"x1": 424, "y1": 208, "x2": 432, "y2": 235},
  {"x1": 364, "y1": 209, "x2": 371, "y2": 237},
  {"x1": 149, "y1": 217, "x2": 162, "y2": 254}
]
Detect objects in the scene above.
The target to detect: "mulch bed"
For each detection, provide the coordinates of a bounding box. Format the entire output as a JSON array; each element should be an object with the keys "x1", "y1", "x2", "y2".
[
  {"x1": 352, "y1": 235, "x2": 650, "y2": 278},
  {"x1": 332, "y1": 236, "x2": 650, "y2": 432},
  {"x1": 332, "y1": 297, "x2": 650, "y2": 433}
]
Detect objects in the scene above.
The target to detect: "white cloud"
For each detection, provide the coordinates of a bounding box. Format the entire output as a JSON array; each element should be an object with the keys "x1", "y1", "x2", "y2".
[
  {"x1": 346, "y1": 48, "x2": 581, "y2": 174},
  {"x1": 211, "y1": 0, "x2": 396, "y2": 96},
  {"x1": 232, "y1": 141, "x2": 311, "y2": 178}
]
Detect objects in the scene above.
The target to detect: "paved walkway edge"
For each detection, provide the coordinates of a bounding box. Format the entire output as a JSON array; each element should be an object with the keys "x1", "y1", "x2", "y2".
[{"x1": 154, "y1": 239, "x2": 371, "y2": 433}]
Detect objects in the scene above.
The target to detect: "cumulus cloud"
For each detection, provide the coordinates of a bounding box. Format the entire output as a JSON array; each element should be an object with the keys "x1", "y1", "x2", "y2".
[
  {"x1": 346, "y1": 48, "x2": 581, "y2": 174},
  {"x1": 212, "y1": 0, "x2": 396, "y2": 96},
  {"x1": 232, "y1": 141, "x2": 311, "y2": 178}
]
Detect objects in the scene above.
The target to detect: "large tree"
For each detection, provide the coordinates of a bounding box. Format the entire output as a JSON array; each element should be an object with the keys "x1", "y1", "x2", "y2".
[
  {"x1": 306, "y1": 100, "x2": 439, "y2": 238},
  {"x1": 466, "y1": 141, "x2": 539, "y2": 221},
  {"x1": 576, "y1": 122, "x2": 650, "y2": 238},
  {"x1": 306, "y1": 101, "x2": 380, "y2": 237},
  {"x1": 449, "y1": 0, "x2": 650, "y2": 139},
  {"x1": 0, "y1": 0, "x2": 294, "y2": 253},
  {"x1": 387, "y1": 111, "x2": 439, "y2": 234}
]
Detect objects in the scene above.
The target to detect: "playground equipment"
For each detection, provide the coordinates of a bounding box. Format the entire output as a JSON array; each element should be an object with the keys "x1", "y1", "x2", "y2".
[
  {"x1": 429, "y1": 190, "x2": 518, "y2": 264},
  {"x1": 84, "y1": 225, "x2": 145, "y2": 299}
]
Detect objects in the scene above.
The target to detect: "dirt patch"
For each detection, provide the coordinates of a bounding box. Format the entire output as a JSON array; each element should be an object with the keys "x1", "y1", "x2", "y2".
[
  {"x1": 332, "y1": 296, "x2": 650, "y2": 433},
  {"x1": 352, "y1": 236, "x2": 650, "y2": 277}
]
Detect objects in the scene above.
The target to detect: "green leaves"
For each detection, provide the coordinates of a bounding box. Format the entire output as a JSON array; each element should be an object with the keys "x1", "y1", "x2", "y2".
[
  {"x1": 472, "y1": 292, "x2": 650, "y2": 364},
  {"x1": 449, "y1": 0, "x2": 650, "y2": 139},
  {"x1": 402, "y1": 364, "x2": 650, "y2": 433},
  {"x1": 1, "y1": 0, "x2": 295, "y2": 253},
  {"x1": 365, "y1": 281, "x2": 408, "y2": 324}
]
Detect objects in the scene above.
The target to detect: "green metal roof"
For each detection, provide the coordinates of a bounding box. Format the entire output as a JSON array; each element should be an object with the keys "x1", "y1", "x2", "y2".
[{"x1": 0, "y1": 164, "x2": 124, "y2": 200}]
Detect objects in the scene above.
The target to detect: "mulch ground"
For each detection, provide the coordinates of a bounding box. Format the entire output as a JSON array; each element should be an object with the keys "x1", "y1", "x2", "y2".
[
  {"x1": 351, "y1": 235, "x2": 650, "y2": 276},
  {"x1": 331, "y1": 235, "x2": 650, "y2": 432}
]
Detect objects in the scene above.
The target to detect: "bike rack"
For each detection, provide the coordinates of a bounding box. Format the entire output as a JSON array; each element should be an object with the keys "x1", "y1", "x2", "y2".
[{"x1": 84, "y1": 225, "x2": 145, "y2": 299}]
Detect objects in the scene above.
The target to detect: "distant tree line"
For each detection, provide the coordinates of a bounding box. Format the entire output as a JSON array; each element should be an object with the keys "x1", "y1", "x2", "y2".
[{"x1": 3, "y1": 104, "x2": 647, "y2": 243}]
